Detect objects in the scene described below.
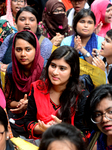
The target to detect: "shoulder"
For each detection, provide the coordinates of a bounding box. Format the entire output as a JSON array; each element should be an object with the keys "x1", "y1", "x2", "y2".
[
  {"x1": 6, "y1": 62, "x2": 12, "y2": 79},
  {"x1": 41, "y1": 37, "x2": 52, "y2": 46},
  {"x1": 66, "y1": 8, "x2": 73, "y2": 16},
  {"x1": 0, "y1": 15, "x2": 6, "y2": 20},
  {"x1": 31, "y1": 80, "x2": 48, "y2": 95},
  {"x1": 40, "y1": 37, "x2": 52, "y2": 60},
  {"x1": 84, "y1": 2, "x2": 90, "y2": 9},
  {"x1": 95, "y1": 34, "x2": 104, "y2": 41},
  {"x1": 61, "y1": 35, "x2": 74, "y2": 46},
  {"x1": 95, "y1": 34, "x2": 104, "y2": 49}
]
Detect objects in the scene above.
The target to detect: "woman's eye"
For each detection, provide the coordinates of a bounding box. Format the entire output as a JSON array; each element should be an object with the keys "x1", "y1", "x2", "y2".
[
  {"x1": 107, "y1": 108, "x2": 112, "y2": 114},
  {"x1": 30, "y1": 18, "x2": 35, "y2": 21},
  {"x1": 20, "y1": 18, "x2": 25, "y2": 21},
  {"x1": 94, "y1": 113, "x2": 101, "y2": 118},
  {"x1": 108, "y1": 111, "x2": 112, "y2": 114},
  {"x1": 105, "y1": 39, "x2": 110, "y2": 43},
  {"x1": 80, "y1": 20, "x2": 85, "y2": 23},
  {"x1": 60, "y1": 67, "x2": 65, "y2": 71},
  {"x1": 88, "y1": 21, "x2": 93, "y2": 24},
  {"x1": 106, "y1": 10, "x2": 110, "y2": 13},
  {"x1": 15, "y1": 48, "x2": 21, "y2": 52},
  {"x1": 26, "y1": 48, "x2": 31, "y2": 51},
  {"x1": 51, "y1": 64, "x2": 56, "y2": 68}
]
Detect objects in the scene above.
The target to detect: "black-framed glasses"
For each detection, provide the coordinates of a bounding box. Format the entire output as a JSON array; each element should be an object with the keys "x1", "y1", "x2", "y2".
[
  {"x1": 12, "y1": 0, "x2": 24, "y2": 3},
  {"x1": 53, "y1": 8, "x2": 65, "y2": 14},
  {"x1": 91, "y1": 107, "x2": 112, "y2": 124},
  {"x1": 71, "y1": 0, "x2": 85, "y2": 3},
  {"x1": 0, "y1": 130, "x2": 5, "y2": 141}
]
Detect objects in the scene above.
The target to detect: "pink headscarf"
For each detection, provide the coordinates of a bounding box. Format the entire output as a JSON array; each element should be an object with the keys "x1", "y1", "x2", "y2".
[
  {"x1": 12, "y1": 30, "x2": 44, "y2": 93},
  {"x1": 5, "y1": 0, "x2": 27, "y2": 27},
  {"x1": 91, "y1": 0, "x2": 112, "y2": 37},
  {"x1": 6, "y1": 0, "x2": 14, "y2": 26}
]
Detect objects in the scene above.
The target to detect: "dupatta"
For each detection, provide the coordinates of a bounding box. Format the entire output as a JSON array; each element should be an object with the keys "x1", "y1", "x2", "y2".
[
  {"x1": 91, "y1": 0, "x2": 112, "y2": 37},
  {"x1": 12, "y1": 30, "x2": 44, "y2": 93}
]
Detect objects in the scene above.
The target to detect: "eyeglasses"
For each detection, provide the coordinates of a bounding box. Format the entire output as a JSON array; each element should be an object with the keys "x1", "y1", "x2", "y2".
[
  {"x1": 71, "y1": 0, "x2": 85, "y2": 3},
  {"x1": 0, "y1": 130, "x2": 5, "y2": 141},
  {"x1": 53, "y1": 8, "x2": 65, "y2": 14},
  {"x1": 91, "y1": 107, "x2": 112, "y2": 124},
  {"x1": 12, "y1": 0, "x2": 24, "y2": 4}
]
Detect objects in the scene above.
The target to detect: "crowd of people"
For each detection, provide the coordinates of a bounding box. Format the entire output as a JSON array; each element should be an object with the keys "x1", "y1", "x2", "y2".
[{"x1": 0, "y1": 0, "x2": 112, "y2": 150}]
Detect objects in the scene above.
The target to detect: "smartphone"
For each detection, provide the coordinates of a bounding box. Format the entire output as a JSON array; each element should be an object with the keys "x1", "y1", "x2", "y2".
[{"x1": 95, "y1": 50, "x2": 98, "y2": 57}]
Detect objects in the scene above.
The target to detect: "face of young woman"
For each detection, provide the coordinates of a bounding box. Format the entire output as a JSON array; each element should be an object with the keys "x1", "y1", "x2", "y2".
[
  {"x1": 71, "y1": 0, "x2": 87, "y2": 13},
  {"x1": 0, "y1": 124, "x2": 7, "y2": 150},
  {"x1": 76, "y1": 15, "x2": 95, "y2": 37},
  {"x1": 95, "y1": 98, "x2": 112, "y2": 136},
  {"x1": 15, "y1": 38, "x2": 36, "y2": 69},
  {"x1": 47, "y1": 140, "x2": 77, "y2": 150},
  {"x1": 48, "y1": 58, "x2": 71, "y2": 88},
  {"x1": 105, "y1": 6, "x2": 112, "y2": 23},
  {"x1": 11, "y1": 0, "x2": 25, "y2": 17},
  {"x1": 17, "y1": 11, "x2": 38, "y2": 34}
]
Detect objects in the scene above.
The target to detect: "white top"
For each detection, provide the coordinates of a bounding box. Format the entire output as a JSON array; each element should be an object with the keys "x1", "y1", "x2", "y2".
[{"x1": 67, "y1": 3, "x2": 89, "y2": 26}]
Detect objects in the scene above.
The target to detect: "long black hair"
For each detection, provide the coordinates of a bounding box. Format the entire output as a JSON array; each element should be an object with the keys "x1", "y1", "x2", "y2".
[{"x1": 38, "y1": 46, "x2": 81, "y2": 123}]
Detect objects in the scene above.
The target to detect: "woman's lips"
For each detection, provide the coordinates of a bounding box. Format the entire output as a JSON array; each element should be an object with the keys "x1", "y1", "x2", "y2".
[
  {"x1": 52, "y1": 76, "x2": 59, "y2": 80},
  {"x1": 20, "y1": 59, "x2": 27, "y2": 62},
  {"x1": 103, "y1": 125, "x2": 112, "y2": 130}
]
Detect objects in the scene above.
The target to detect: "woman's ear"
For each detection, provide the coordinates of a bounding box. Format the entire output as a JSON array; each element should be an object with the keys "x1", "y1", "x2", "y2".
[{"x1": 6, "y1": 131, "x2": 9, "y2": 140}]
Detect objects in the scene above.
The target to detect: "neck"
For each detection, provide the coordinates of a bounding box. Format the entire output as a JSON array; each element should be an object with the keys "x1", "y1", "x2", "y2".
[
  {"x1": 80, "y1": 35, "x2": 91, "y2": 47},
  {"x1": 107, "y1": 135, "x2": 112, "y2": 146},
  {"x1": 12, "y1": 12, "x2": 16, "y2": 19},
  {"x1": 106, "y1": 57, "x2": 112, "y2": 65},
  {"x1": 52, "y1": 84, "x2": 66, "y2": 93},
  {"x1": 50, "y1": 85, "x2": 66, "y2": 105},
  {"x1": 22, "y1": 66, "x2": 31, "y2": 77}
]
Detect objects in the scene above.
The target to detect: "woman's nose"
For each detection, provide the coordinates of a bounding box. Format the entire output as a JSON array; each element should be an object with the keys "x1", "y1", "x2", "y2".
[
  {"x1": 53, "y1": 68, "x2": 59, "y2": 74},
  {"x1": 25, "y1": 19, "x2": 29, "y2": 25},
  {"x1": 101, "y1": 114, "x2": 109, "y2": 123},
  {"x1": 84, "y1": 22, "x2": 88, "y2": 27},
  {"x1": 21, "y1": 50, "x2": 25, "y2": 56}
]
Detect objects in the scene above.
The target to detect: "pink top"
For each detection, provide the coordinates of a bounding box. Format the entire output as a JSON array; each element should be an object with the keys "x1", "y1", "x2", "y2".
[{"x1": 0, "y1": 88, "x2": 6, "y2": 109}]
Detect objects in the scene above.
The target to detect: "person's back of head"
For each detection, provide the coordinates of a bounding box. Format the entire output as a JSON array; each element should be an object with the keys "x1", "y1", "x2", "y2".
[{"x1": 39, "y1": 123, "x2": 86, "y2": 150}]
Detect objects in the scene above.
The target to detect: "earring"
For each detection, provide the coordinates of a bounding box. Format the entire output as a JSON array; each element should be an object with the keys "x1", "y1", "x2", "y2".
[{"x1": 7, "y1": 136, "x2": 9, "y2": 139}]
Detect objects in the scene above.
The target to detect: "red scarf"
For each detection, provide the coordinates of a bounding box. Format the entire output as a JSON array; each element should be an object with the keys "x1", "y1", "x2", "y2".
[{"x1": 12, "y1": 30, "x2": 44, "y2": 93}]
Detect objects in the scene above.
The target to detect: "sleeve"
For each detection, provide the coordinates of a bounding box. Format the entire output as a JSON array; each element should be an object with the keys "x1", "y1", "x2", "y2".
[
  {"x1": 5, "y1": 71, "x2": 15, "y2": 109},
  {"x1": 40, "y1": 38, "x2": 53, "y2": 60},
  {"x1": 60, "y1": 36, "x2": 72, "y2": 46},
  {"x1": 0, "y1": 35, "x2": 10, "y2": 61},
  {"x1": 74, "y1": 89, "x2": 90, "y2": 135},
  {"x1": 24, "y1": 87, "x2": 40, "y2": 139}
]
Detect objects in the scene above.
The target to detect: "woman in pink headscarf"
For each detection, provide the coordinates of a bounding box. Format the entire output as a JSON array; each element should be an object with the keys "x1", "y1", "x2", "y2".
[
  {"x1": 0, "y1": 0, "x2": 27, "y2": 31},
  {"x1": 91, "y1": 0, "x2": 112, "y2": 37}
]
